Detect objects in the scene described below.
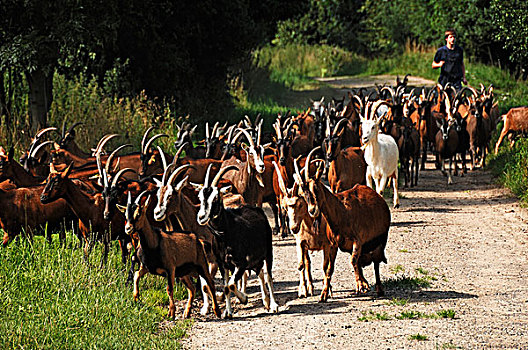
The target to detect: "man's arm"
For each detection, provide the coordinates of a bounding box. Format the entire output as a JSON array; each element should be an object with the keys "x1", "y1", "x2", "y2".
[{"x1": 432, "y1": 60, "x2": 444, "y2": 69}]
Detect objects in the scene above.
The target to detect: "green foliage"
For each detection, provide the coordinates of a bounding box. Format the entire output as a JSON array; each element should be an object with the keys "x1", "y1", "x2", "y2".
[
  {"x1": 0, "y1": 235, "x2": 190, "y2": 349},
  {"x1": 490, "y1": 0, "x2": 528, "y2": 68},
  {"x1": 383, "y1": 275, "x2": 431, "y2": 290},
  {"x1": 273, "y1": 0, "x2": 363, "y2": 49},
  {"x1": 488, "y1": 138, "x2": 528, "y2": 203}
]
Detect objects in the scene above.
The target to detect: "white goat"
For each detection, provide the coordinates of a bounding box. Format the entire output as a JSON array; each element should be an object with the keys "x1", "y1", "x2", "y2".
[{"x1": 360, "y1": 100, "x2": 400, "y2": 208}]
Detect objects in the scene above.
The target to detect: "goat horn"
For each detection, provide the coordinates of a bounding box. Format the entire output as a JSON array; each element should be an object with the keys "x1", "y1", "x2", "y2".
[
  {"x1": 143, "y1": 134, "x2": 168, "y2": 154},
  {"x1": 105, "y1": 144, "x2": 132, "y2": 175},
  {"x1": 211, "y1": 165, "x2": 239, "y2": 188},
  {"x1": 353, "y1": 94, "x2": 363, "y2": 111},
  {"x1": 369, "y1": 100, "x2": 391, "y2": 121},
  {"x1": 293, "y1": 158, "x2": 304, "y2": 185},
  {"x1": 225, "y1": 125, "x2": 236, "y2": 144},
  {"x1": 95, "y1": 134, "x2": 119, "y2": 155},
  {"x1": 29, "y1": 140, "x2": 54, "y2": 158},
  {"x1": 111, "y1": 168, "x2": 136, "y2": 188},
  {"x1": 257, "y1": 121, "x2": 262, "y2": 145},
  {"x1": 134, "y1": 190, "x2": 149, "y2": 206},
  {"x1": 172, "y1": 142, "x2": 187, "y2": 165},
  {"x1": 66, "y1": 122, "x2": 83, "y2": 136},
  {"x1": 102, "y1": 168, "x2": 109, "y2": 189},
  {"x1": 332, "y1": 118, "x2": 348, "y2": 137},
  {"x1": 167, "y1": 164, "x2": 194, "y2": 187},
  {"x1": 211, "y1": 122, "x2": 219, "y2": 140},
  {"x1": 141, "y1": 127, "x2": 155, "y2": 154},
  {"x1": 304, "y1": 146, "x2": 321, "y2": 181},
  {"x1": 380, "y1": 86, "x2": 396, "y2": 105},
  {"x1": 236, "y1": 128, "x2": 256, "y2": 149},
  {"x1": 157, "y1": 146, "x2": 167, "y2": 171},
  {"x1": 61, "y1": 120, "x2": 67, "y2": 139},
  {"x1": 205, "y1": 122, "x2": 210, "y2": 139},
  {"x1": 36, "y1": 127, "x2": 58, "y2": 139}
]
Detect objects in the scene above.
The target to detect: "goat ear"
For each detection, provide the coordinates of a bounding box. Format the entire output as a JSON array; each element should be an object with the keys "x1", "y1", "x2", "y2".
[
  {"x1": 148, "y1": 154, "x2": 157, "y2": 165},
  {"x1": 143, "y1": 195, "x2": 152, "y2": 213},
  {"x1": 116, "y1": 204, "x2": 127, "y2": 214},
  {"x1": 53, "y1": 142, "x2": 60, "y2": 151},
  {"x1": 153, "y1": 177, "x2": 162, "y2": 188},
  {"x1": 219, "y1": 185, "x2": 232, "y2": 194},
  {"x1": 174, "y1": 175, "x2": 189, "y2": 192},
  {"x1": 189, "y1": 182, "x2": 203, "y2": 191}
]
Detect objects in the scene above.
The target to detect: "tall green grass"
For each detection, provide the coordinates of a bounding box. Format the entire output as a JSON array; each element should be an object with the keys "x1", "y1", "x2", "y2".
[{"x1": 0, "y1": 235, "x2": 190, "y2": 349}]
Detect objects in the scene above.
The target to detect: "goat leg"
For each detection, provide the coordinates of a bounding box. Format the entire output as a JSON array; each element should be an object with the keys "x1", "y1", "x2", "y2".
[
  {"x1": 180, "y1": 275, "x2": 195, "y2": 319},
  {"x1": 166, "y1": 271, "x2": 177, "y2": 319},
  {"x1": 133, "y1": 264, "x2": 148, "y2": 301},
  {"x1": 304, "y1": 248, "x2": 314, "y2": 296},
  {"x1": 295, "y1": 237, "x2": 308, "y2": 298},
  {"x1": 263, "y1": 260, "x2": 279, "y2": 313},
  {"x1": 374, "y1": 261, "x2": 384, "y2": 297},
  {"x1": 351, "y1": 244, "x2": 369, "y2": 294},
  {"x1": 320, "y1": 246, "x2": 337, "y2": 302}
]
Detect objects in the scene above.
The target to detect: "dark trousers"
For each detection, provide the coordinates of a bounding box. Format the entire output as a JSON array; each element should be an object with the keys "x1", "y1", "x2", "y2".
[{"x1": 439, "y1": 75, "x2": 462, "y2": 91}]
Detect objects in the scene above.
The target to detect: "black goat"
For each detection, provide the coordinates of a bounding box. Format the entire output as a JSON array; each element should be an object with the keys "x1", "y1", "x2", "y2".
[{"x1": 196, "y1": 164, "x2": 279, "y2": 318}]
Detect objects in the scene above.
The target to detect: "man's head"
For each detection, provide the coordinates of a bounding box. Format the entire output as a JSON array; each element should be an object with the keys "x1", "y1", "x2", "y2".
[{"x1": 444, "y1": 29, "x2": 456, "y2": 45}]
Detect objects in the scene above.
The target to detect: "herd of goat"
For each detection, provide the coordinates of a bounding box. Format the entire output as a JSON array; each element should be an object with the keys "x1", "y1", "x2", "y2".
[{"x1": 2, "y1": 75, "x2": 524, "y2": 319}]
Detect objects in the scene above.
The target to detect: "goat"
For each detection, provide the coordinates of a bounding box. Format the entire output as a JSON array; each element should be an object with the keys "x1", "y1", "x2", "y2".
[
  {"x1": 40, "y1": 163, "x2": 129, "y2": 266},
  {"x1": 360, "y1": 100, "x2": 400, "y2": 208},
  {"x1": 294, "y1": 148, "x2": 391, "y2": 297},
  {"x1": 397, "y1": 119, "x2": 421, "y2": 188},
  {"x1": 196, "y1": 164, "x2": 279, "y2": 318},
  {"x1": 0, "y1": 180, "x2": 73, "y2": 246},
  {"x1": 435, "y1": 117, "x2": 459, "y2": 185},
  {"x1": 323, "y1": 118, "x2": 366, "y2": 192},
  {"x1": 118, "y1": 191, "x2": 221, "y2": 319},
  {"x1": 274, "y1": 161, "x2": 338, "y2": 300},
  {"x1": 494, "y1": 107, "x2": 528, "y2": 154}
]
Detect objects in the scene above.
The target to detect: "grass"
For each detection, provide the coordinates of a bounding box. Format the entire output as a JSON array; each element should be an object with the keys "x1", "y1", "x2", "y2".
[
  {"x1": 409, "y1": 333, "x2": 428, "y2": 341},
  {"x1": 387, "y1": 297, "x2": 409, "y2": 306},
  {"x1": 357, "y1": 310, "x2": 391, "y2": 322},
  {"x1": 0, "y1": 234, "x2": 190, "y2": 349},
  {"x1": 396, "y1": 309, "x2": 456, "y2": 320},
  {"x1": 383, "y1": 275, "x2": 431, "y2": 290}
]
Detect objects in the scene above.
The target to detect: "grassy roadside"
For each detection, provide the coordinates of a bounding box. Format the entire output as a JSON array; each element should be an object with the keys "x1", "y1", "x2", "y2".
[{"x1": 0, "y1": 235, "x2": 190, "y2": 349}]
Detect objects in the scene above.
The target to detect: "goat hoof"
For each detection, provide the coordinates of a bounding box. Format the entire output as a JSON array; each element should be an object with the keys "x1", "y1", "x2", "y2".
[
  {"x1": 200, "y1": 305, "x2": 209, "y2": 316},
  {"x1": 222, "y1": 310, "x2": 233, "y2": 319},
  {"x1": 269, "y1": 302, "x2": 279, "y2": 313},
  {"x1": 393, "y1": 203, "x2": 400, "y2": 209}
]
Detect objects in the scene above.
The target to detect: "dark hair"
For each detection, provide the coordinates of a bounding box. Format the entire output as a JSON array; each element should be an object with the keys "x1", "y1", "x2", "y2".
[{"x1": 444, "y1": 29, "x2": 456, "y2": 39}]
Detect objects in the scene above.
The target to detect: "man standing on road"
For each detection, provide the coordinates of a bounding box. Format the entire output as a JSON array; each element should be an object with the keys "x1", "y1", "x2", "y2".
[{"x1": 432, "y1": 29, "x2": 467, "y2": 91}]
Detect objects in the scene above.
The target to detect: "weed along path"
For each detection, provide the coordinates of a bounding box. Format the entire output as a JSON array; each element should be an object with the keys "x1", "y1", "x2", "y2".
[{"x1": 182, "y1": 157, "x2": 528, "y2": 349}]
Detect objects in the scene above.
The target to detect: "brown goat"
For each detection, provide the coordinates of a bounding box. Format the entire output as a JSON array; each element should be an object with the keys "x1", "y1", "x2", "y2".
[
  {"x1": 294, "y1": 149, "x2": 391, "y2": 297},
  {"x1": 118, "y1": 192, "x2": 221, "y2": 319},
  {"x1": 494, "y1": 107, "x2": 528, "y2": 154},
  {"x1": 323, "y1": 118, "x2": 366, "y2": 192},
  {"x1": 40, "y1": 163, "x2": 129, "y2": 265},
  {"x1": 0, "y1": 183, "x2": 73, "y2": 246},
  {"x1": 274, "y1": 161, "x2": 338, "y2": 300}
]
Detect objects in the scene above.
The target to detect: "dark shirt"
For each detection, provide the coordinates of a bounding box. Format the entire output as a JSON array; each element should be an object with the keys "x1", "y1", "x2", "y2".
[{"x1": 434, "y1": 45, "x2": 464, "y2": 81}]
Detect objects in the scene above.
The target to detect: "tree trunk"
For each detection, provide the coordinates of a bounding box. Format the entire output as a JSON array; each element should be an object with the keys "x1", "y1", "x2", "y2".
[{"x1": 26, "y1": 68, "x2": 53, "y2": 133}]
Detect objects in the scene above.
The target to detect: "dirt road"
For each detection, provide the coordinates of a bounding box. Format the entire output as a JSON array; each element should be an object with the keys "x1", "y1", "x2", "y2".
[
  {"x1": 182, "y1": 76, "x2": 527, "y2": 349},
  {"x1": 181, "y1": 155, "x2": 528, "y2": 349}
]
